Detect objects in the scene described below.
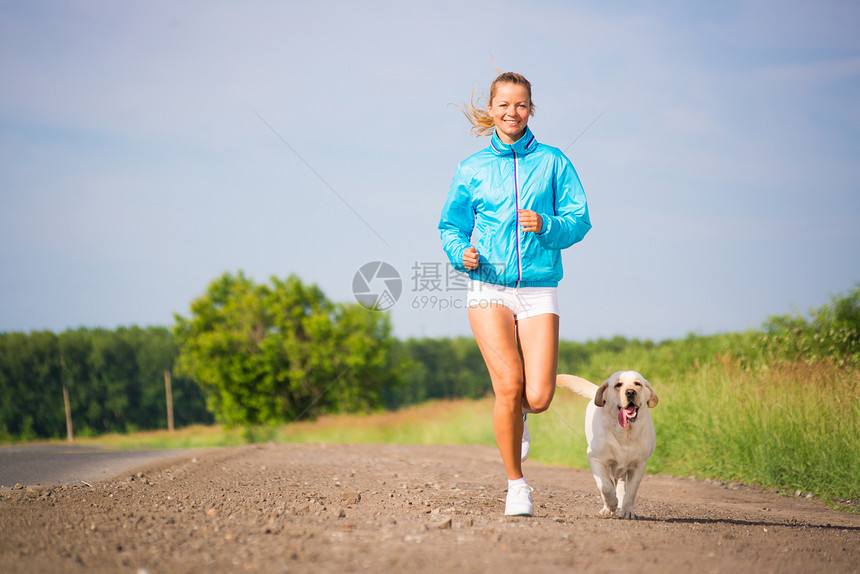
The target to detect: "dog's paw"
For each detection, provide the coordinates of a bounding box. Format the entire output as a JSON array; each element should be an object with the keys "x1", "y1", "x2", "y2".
[
  {"x1": 618, "y1": 507, "x2": 638, "y2": 520},
  {"x1": 598, "y1": 506, "x2": 615, "y2": 518}
]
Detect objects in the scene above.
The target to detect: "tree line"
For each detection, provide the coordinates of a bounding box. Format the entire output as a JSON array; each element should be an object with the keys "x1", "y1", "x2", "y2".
[
  {"x1": 0, "y1": 326, "x2": 211, "y2": 440},
  {"x1": 1, "y1": 274, "x2": 857, "y2": 441}
]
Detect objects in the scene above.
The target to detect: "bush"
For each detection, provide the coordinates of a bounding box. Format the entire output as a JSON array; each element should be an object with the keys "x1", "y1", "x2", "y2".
[{"x1": 761, "y1": 284, "x2": 860, "y2": 368}]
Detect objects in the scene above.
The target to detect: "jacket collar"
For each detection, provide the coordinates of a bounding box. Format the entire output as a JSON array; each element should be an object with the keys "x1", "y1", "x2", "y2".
[{"x1": 490, "y1": 126, "x2": 537, "y2": 156}]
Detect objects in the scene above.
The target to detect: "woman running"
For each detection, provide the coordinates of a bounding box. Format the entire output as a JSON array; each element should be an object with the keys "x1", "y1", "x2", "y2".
[{"x1": 439, "y1": 71, "x2": 591, "y2": 516}]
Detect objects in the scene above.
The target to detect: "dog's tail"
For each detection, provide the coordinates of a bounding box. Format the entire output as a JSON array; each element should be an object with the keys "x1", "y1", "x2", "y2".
[{"x1": 556, "y1": 374, "x2": 598, "y2": 400}]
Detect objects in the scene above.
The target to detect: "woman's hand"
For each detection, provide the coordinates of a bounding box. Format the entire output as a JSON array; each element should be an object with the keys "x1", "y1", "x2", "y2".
[
  {"x1": 519, "y1": 209, "x2": 543, "y2": 233},
  {"x1": 463, "y1": 246, "x2": 479, "y2": 270}
]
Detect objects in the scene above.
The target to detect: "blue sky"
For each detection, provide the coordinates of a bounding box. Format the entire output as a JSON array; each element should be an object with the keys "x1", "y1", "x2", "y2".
[{"x1": 1, "y1": 0, "x2": 859, "y2": 342}]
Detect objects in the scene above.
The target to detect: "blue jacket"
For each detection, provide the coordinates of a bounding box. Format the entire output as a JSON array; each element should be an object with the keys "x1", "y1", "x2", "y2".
[{"x1": 439, "y1": 127, "x2": 591, "y2": 287}]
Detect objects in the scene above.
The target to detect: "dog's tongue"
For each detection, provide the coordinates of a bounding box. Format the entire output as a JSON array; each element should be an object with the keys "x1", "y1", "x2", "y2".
[{"x1": 618, "y1": 406, "x2": 637, "y2": 428}]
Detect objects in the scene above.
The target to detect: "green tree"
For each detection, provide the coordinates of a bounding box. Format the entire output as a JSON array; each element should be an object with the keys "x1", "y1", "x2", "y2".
[
  {"x1": 128, "y1": 325, "x2": 213, "y2": 429},
  {"x1": 762, "y1": 284, "x2": 860, "y2": 367},
  {"x1": 385, "y1": 337, "x2": 489, "y2": 409},
  {"x1": 0, "y1": 326, "x2": 212, "y2": 441},
  {"x1": 0, "y1": 331, "x2": 63, "y2": 439},
  {"x1": 173, "y1": 271, "x2": 405, "y2": 426}
]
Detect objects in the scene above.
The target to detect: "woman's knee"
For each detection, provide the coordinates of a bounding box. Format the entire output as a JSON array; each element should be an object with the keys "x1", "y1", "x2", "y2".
[
  {"x1": 526, "y1": 400, "x2": 551, "y2": 414},
  {"x1": 492, "y1": 374, "x2": 524, "y2": 405},
  {"x1": 524, "y1": 384, "x2": 555, "y2": 413}
]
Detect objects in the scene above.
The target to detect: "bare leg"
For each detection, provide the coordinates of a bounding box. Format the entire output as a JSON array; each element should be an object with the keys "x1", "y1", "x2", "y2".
[
  {"x1": 469, "y1": 304, "x2": 524, "y2": 480},
  {"x1": 469, "y1": 306, "x2": 560, "y2": 480},
  {"x1": 516, "y1": 313, "x2": 559, "y2": 414}
]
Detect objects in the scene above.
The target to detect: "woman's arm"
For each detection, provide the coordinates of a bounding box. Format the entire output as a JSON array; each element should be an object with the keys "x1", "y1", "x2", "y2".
[
  {"x1": 439, "y1": 165, "x2": 476, "y2": 271},
  {"x1": 535, "y1": 154, "x2": 591, "y2": 250}
]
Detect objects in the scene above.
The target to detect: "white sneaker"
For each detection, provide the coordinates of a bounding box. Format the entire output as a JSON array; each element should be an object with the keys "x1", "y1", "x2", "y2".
[
  {"x1": 521, "y1": 413, "x2": 530, "y2": 462},
  {"x1": 505, "y1": 483, "x2": 534, "y2": 516}
]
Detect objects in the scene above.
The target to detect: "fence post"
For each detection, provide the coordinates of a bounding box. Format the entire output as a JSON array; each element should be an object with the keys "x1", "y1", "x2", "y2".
[
  {"x1": 60, "y1": 354, "x2": 74, "y2": 442},
  {"x1": 165, "y1": 369, "x2": 175, "y2": 432},
  {"x1": 63, "y1": 383, "x2": 73, "y2": 442}
]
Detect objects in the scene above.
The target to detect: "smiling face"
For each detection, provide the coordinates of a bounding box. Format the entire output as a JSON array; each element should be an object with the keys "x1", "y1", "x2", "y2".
[
  {"x1": 594, "y1": 371, "x2": 659, "y2": 428},
  {"x1": 613, "y1": 371, "x2": 645, "y2": 427},
  {"x1": 487, "y1": 82, "x2": 533, "y2": 144}
]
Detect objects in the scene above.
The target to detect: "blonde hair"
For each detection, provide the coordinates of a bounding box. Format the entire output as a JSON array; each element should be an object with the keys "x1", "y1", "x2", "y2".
[{"x1": 459, "y1": 72, "x2": 536, "y2": 137}]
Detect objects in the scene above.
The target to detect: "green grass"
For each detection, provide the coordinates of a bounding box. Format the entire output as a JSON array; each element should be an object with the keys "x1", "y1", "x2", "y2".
[
  {"x1": 525, "y1": 390, "x2": 590, "y2": 469},
  {"x1": 648, "y1": 359, "x2": 860, "y2": 510},
  {"x1": 276, "y1": 399, "x2": 496, "y2": 446},
  {"x1": 60, "y1": 399, "x2": 498, "y2": 451}
]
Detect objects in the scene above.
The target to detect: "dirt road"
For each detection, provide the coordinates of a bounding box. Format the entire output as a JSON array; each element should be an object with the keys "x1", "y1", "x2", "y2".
[{"x1": 1, "y1": 443, "x2": 857, "y2": 573}]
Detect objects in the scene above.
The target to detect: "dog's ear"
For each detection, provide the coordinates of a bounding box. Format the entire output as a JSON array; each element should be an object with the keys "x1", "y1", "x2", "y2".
[
  {"x1": 594, "y1": 380, "x2": 609, "y2": 407},
  {"x1": 644, "y1": 379, "x2": 659, "y2": 408},
  {"x1": 594, "y1": 372, "x2": 620, "y2": 407}
]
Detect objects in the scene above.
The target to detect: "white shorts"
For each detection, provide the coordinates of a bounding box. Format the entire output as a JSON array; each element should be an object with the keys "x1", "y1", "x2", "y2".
[{"x1": 466, "y1": 280, "x2": 560, "y2": 320}]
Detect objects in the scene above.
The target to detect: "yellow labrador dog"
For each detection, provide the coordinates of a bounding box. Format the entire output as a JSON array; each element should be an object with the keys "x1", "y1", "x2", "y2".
[{"x1": 557, "y1": 371, "x2": 658, "y2": 519}]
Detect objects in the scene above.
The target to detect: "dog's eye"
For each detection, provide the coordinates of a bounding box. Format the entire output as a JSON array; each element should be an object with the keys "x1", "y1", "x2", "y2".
[
  {"x1": 614, "y1": 383, "x2": 622, "y2": 388},
  {"x1": 634, "y1": 382, "x2": 642, "y2": 387}
]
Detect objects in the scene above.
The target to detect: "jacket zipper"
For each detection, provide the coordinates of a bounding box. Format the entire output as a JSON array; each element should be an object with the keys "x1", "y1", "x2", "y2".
[{"x1": 513, "y1": 150, "x2": 522, "y2": 287}]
